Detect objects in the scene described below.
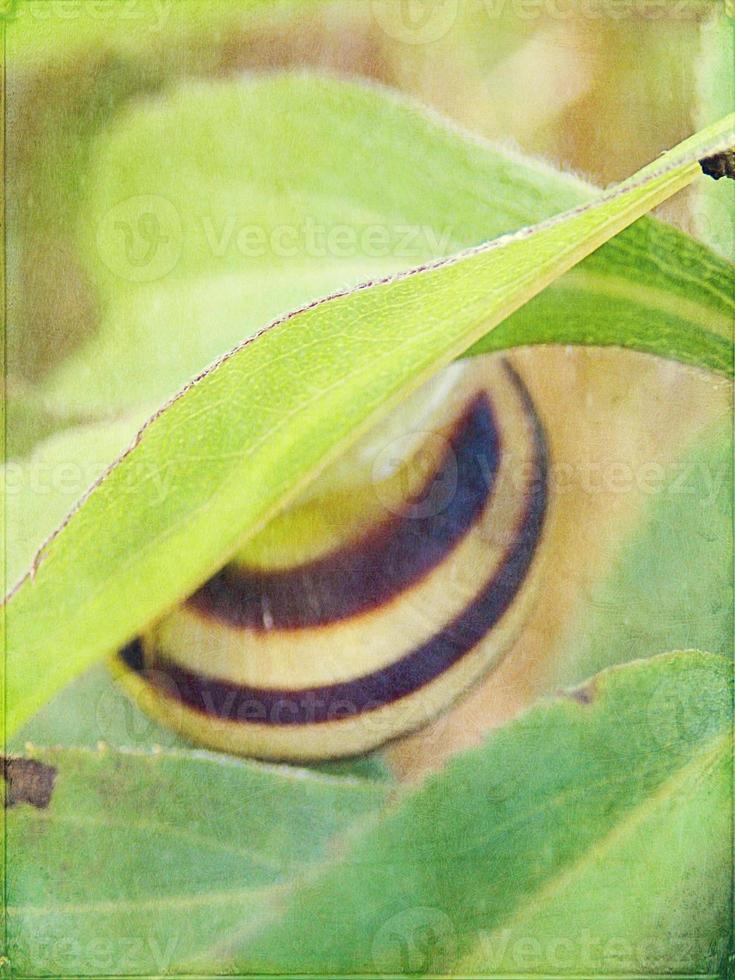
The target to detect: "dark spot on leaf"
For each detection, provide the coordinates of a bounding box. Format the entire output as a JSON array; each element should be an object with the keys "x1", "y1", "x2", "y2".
[
  {"x1": 3, "y1": 756, "x2": 57, "y2": 809},
  {"x1": 699, "y1": 149, "x2": 735, "y2": 181}
]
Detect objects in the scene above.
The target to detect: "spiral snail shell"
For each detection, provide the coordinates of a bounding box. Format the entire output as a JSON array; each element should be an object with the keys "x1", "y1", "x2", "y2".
[{"x1": 113, "y1": 356, "x2": 549, "y2": 760}]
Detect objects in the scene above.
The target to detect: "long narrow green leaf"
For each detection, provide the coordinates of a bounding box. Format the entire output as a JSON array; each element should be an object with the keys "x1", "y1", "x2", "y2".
[{"x1": 4, "y1": 112, "x2": 734, "y2": 735}]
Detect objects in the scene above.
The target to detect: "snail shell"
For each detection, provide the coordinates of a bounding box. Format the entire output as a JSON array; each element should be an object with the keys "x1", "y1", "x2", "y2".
[{"x1": 113, "y1": 356, "x2": 549, "y2": 760}]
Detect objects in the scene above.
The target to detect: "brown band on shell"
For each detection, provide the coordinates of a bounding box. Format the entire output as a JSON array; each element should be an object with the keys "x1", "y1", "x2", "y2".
[
  {"x1": 119, "y1": 362, "x2": 548, "y2": 727},
  {"x1": 186, "y1": 393, "x2": 500, "y2": 630}
]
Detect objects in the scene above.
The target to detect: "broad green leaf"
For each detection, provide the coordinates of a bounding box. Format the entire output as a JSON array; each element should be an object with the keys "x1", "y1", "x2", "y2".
[
  {"x1": 43, "y1": 75, "x2": 735, "y2": 415},
  {"x1": 222, "y1": 651, "x2": 731, "y2": 975},
  {"x1": 4, "y1": 103, "x2": 735, "y2": 736},
  {"x1": 7, "y1": 653, "x2": 730, "y2": 975},
  {"x1": 554, "y1": 421, "x2": 734, "y2": 687},
  {"x1": 4, "y1": 744, "x2": 390, "y2": 976},
  {"x1": 8, "y1": 77, "x2": 733, "y2": 587},
  {"x1": 25, "y1": 72, "x2": 733, "y2": 545}
]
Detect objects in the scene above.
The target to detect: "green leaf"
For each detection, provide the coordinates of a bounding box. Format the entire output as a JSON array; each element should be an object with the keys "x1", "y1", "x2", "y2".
[
  {"x1": 7, "y1": 653, "x2": 729, "y2": 975},
  {"x1": 4, "y1": 82, "x2": 734, "y2": 736},
  {"x1": 554, "y1": 421, "x2": 734, "y2": 687},
  {"x1": 43, "y1": 75, "x2": 735, "y2": 416},
  {"x1": 5, "y1": 744, "x2": 390, "y2": 976},
  {"x1": 223, "y1": 651, "x2": 732, "y2": 975}
]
